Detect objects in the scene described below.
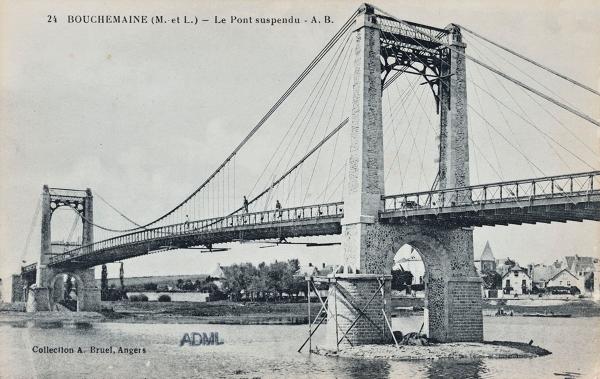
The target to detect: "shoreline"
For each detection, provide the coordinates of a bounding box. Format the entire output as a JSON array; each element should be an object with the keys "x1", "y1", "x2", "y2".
[
  {"x1": 313, "y1": 340, "x2": 552, "y2": 361},
  {"x1": 1, "y1": 298, "x2": 599, "y2": 326}
]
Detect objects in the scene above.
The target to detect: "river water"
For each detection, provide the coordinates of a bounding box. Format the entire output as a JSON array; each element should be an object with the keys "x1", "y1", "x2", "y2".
[{"x1": 0, "y1": 316, "x2": 598, "y2": 378}]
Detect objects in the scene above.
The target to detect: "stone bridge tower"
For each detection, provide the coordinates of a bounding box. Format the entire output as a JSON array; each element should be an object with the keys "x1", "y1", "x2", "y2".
[
  {"x1": 26, "y1": 185, "x2": 101, "y2": 312},
  {"x1": 327, "y1": 4, "x2": 482, "y2": 346}
]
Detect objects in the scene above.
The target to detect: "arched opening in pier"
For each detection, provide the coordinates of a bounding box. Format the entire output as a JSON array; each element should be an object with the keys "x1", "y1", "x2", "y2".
[
  {"x1": 50, "y1": 273, "x2": 82, "y2": 312},
  {"x1": 391, "y1": 244, "x2": 428, "y2": 336}
]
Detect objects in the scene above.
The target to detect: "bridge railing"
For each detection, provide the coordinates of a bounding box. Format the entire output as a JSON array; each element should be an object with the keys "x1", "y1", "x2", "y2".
[
  {"x1": 383, "y1": 171, "x2": 600, "y2": 212},
  {"x1": 48, "y1": 201, "x2": 344, "y2": 265}
]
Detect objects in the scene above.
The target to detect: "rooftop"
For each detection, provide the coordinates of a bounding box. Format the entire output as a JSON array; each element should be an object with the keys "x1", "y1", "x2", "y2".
[{"x1": 480, "y1": 241, "x2": 494, "y2": 261}]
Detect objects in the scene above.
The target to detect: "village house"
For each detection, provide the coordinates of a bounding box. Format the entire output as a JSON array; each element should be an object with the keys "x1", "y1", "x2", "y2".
[
  {"x1": 294, "y1": 262, "x2": 334, "y2": 299},
  {"x1": 563, "y1": 255, "x2": 598, "y2": 292},
  {"x1": 393, "y1": 247, "x2": 425, "y2": 285},
  {"x1": 502, "y1": 263, "x2": 532, "y2": 295},
  {"x1": 528, "y1": 255, "x2": 597, "y2": 292},
  {"x1": 295, "y1": 262, "x2": 336, "y2": 278},
  {"x1": 546, "y1": 268, "x2": 579, "y2": 288},
  {"x1": 296, "y1": 263, "x2": 319, "y2": 277},
  {"x1": 495, "y1": 258, "x2": 515, "y2": 278},
  {"x1": 529, "y1": 263, "x2": 562, "y2": 289}
]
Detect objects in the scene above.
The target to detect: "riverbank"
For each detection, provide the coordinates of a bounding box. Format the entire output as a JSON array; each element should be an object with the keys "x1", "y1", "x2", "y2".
[
  {"x1": 315, "y1": 340, "x2": 551, "y2": 360},
  {"x1": 483, "y1": 298, "x2": 600, "y2": 317},
  {"x1": 2, "y1": 298, "x2": 598, "y2": 325},
  {"x1": 99, "y1": 300, "x2": 322, "y2": 324},
  {"x1": 0, "y1": 310, "x2": 104, "y2": 328}
]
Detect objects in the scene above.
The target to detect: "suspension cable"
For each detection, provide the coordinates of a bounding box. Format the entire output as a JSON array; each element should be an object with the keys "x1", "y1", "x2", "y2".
[
  {"x1": 96, "y1": 192, "x2": 143, "y2": 227},
  {"x1": 64, "y1": 215, "x2": 80, "y2": 244},
  {"x1": 384, "y1": 14, "x2": 594, "y2": 174},
  {"x1": 21, "y1": 196, "x2": 42, "y2": 260},
  {"x1": 90, "y1": 9, "x2": 360, "y2": 233},
  {"x1": 75, "y1": 116, "x2": 352, "y2": 248},
  {"x1": 458, "y1": 24, "x2": 600, "y2": 97},
  {"x1": 227, "y1": 118, "x2": 349, "y2": 216},
  {"x1": 371, "y1": 5, "x2": 600, "y2": 127},
  {"x1": 471, "y1": 36, "x2": 600, "y2": 161},
  {"x1": 393, "y1": 18, "x2": 600, "y2": 127}
]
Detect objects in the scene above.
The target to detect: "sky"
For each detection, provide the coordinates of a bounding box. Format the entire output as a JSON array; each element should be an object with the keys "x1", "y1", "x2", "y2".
[{"x1": 1, "y1": 0, "x2": 599, "y2": 281}]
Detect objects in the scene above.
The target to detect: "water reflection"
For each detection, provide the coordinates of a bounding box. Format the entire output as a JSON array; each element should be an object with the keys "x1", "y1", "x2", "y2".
[
  {"x1": 338, "y1": 357, "x2": 390, "y2": 379},
  {"x1": 33, "y1": 320, "x2": 63, "y2": 329},
  {"x1": 0, "y1": 317, "x2": 597, "y2": 378},
  {"x1": 426, "y1": 359, "x2": 489, "y2": 379},
  {"x1": 8, "y1": 321, "x2": 27, "y2": 328},
  {"x1": 74, "y1": 322, "x2": 93, "y2": 329}
]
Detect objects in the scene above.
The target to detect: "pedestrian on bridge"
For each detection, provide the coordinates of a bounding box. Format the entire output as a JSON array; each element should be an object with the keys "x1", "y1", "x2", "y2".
[
  {"x1": 243, "y1": 196, "x2": 249, "y2": 213},
  {"x1": 275, "y1": 200, "x2": 282, "y2": 218}
]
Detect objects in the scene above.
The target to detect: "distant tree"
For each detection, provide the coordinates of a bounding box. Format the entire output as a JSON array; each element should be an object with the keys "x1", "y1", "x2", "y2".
[
  {"x1": 482, "y1": 270, "x2": 502, "y2": 289},
  {"x1": 221, "y1": 260, "x2": 314, "y2": 302},
  {"x1": 287, "y1": 258, "x2": 300, "y2": 273},
  {"x1": 248, "y1": 273, "x2": 266, "y2": 301},
  {"x1": 119, "y1": 262, "x2": 125, "y2": 290},
  {"x1": 504, "y1": 258, "x2": 516, "y2": 268},
  {"x1": 585, "y1": 272, "x2": 594, "y2": 292},
  {"x1": 283, "y1": 259, "x2": 304, "y2": 300},
  {"x1": 101, "y1": 265, "x2": 108, "y2": 300},
  {"x1": 129, "y1": 294, "x2": 148, "y2": 302},
  {"x1": 143, "y1": 282, "x2": 158, "y2": 291},
  {"x1": 64, "y1": 274, "x2": 73, "y2": 299},
  {"x1": 176, "y1": 279, "x2": 184, "y2": 290},
  {"x1": 193, "y1": 279, "x2": 203, "y2": 291},
  {"x1": 267, "y1": 261, "x2": 288, "y2": 300},
  {"x1": 391, "y1": 269, "x2": 413, "y2": 290},
  {"x1": 182, "y1": 279, "x2": 195, "y2": 291}
]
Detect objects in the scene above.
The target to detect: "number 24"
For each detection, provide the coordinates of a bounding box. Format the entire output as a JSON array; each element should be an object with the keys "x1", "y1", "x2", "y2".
[{"x1": 47, "y1": 15, "x2": 57, "y2": 23}]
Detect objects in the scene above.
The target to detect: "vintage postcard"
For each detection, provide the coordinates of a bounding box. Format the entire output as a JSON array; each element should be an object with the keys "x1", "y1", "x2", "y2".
[{"x1": 1, "y1": 1, "x2": 599, "y2": 378}]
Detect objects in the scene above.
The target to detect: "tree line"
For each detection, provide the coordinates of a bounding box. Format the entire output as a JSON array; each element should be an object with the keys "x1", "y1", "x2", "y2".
[{"x1": 221, "y1": 259, "x2": 309, "y2": 301}]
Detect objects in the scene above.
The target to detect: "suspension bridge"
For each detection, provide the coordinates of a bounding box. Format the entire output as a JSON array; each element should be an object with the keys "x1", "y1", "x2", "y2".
[{"x1": 12, "y1": 4, "x2": 600, "y2": 345}]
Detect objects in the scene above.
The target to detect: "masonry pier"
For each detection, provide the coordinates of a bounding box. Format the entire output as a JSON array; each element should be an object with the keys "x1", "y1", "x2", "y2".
[
  {"x1": 26, "y1": 186, "x2": 101, "y2": 312},
  {"x1": 325, "y1": 4, "x2": 482, "y2": 345}
]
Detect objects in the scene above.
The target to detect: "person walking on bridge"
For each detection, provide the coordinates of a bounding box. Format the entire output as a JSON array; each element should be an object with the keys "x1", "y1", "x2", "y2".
[
  {"x1": 275, "y1": 200, "x2": 282, "y2": 218},
  {"x1": 243, "y1": 196, "x2": 249, "y2": 213}
]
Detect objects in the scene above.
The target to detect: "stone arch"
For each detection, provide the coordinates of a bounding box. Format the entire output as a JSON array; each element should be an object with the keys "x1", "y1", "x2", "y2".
[
  {"x1": 382, "y1": 229, "x2": 450, "y2": 274},
  {"x1": 49, "y1": 271, "x2": 84, "y2": 311},
  {"x1": 382, "y1": 227, "x2": 452, "y2": 341},
  {"x1": 359, "y1": 223, "x2": 481, "y2": 342}
]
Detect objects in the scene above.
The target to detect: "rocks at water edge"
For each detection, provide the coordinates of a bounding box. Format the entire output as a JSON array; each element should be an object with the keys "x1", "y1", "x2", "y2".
[{"x1": 313, "y1": 341, "x2": 551, "y2": 360}]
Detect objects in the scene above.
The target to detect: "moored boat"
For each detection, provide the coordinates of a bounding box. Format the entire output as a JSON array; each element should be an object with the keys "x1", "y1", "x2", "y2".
[{"x1": 522, "y1": 312, "x2": 572, "y2": 318}]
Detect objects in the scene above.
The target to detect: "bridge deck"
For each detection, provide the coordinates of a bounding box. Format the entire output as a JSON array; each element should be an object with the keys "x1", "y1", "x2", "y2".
[
  {"x1": 45, "y1": 203, "x2": 344, "y2": 270},
  {"x1": 382, "y1": 171, "x2": 600, "y2": 226},
  {"x1": 21, "y1": 171, "x2": 599, "y2": 274}
]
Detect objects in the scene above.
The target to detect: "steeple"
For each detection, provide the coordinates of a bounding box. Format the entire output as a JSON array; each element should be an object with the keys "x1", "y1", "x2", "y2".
[{"x1": 480, "y1": 241, "x2": 494, "y2": 261}]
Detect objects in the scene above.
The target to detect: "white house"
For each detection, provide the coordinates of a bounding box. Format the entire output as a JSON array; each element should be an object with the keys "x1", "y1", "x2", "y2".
[
  {"x1": 546, "y1": 269, "x2": 579, "y2": 288},
  {"x1": 393, "y1": 247, "x2": 425, "y2": 285},
  {"x1": 530, "y1": 263, "x2": 560, "y2": 288},
  {"x1": 502, "y1": 264, "x2": 532, "y2": 295},
  {"x1": 563, "y1": 255, "x2": 598, "y2": 292}
]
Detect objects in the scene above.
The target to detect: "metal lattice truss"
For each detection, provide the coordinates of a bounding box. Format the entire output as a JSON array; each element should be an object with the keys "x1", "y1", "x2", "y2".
[
  {"x1": 377, "y1": 16, "x2": 451, "y2": 113},
  {"x1": 48, "y1": 187, "x2": 89, "y2": 214}
]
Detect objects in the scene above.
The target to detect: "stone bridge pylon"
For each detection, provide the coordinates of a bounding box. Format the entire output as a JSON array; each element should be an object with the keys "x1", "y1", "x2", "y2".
[
  {"x1": 326, "y1": 4, "x2": 483, "y2": 345},
  {"x1": 25, "y1": 185, "x2": 101, "y2": 312}
]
